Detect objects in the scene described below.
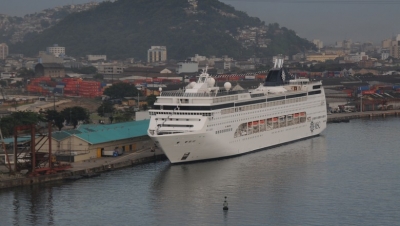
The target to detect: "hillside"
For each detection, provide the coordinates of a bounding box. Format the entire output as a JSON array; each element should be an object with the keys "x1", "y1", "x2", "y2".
[{"x1": 10, "y1": 0, "x2": 315, "y2": 60}]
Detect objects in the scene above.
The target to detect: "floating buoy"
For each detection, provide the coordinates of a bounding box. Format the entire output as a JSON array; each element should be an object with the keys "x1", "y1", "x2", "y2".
[{"x1": 223, "y1": 196, "x2": 229, "y2": 211}]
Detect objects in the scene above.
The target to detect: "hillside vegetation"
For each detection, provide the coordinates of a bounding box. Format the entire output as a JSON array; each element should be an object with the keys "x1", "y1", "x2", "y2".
[{"x1": 11, "y1": 0, "x2": 315, "y2": 60}]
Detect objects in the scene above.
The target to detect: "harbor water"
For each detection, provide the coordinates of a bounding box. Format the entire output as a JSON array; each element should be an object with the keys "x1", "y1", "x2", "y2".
[{"x1": 1, "y1": 118, "x2": 400, "y2": 225}]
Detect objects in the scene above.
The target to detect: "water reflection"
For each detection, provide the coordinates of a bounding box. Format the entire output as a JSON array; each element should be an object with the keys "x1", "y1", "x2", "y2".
[
  {"x1": 150, "y1": 136, "x2": 327, "y2": 225},
  {"x1": 5, "y1": 182, "x2": 63, "y2": 226}
]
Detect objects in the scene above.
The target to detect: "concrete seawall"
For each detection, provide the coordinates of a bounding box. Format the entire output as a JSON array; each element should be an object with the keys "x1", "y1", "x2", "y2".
[{"x1": 0, "y1": 148, "x2": 167, "y2": 190}]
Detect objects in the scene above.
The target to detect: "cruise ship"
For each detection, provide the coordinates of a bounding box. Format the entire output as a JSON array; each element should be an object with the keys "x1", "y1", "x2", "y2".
[{"x1": 147, "y1": 58, "x2": 327, "y2": 163}]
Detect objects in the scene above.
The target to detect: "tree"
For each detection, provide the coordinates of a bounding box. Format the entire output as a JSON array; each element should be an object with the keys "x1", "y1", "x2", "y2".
[
  {"x1": 146, "y1": 94, "x2": 157, "y2": 108},
  {"x1": 0, "y1": 111, "x2": 45, "y2": 137},
  {"x1": 43, "y1": 109, "x2": 64, "y2": 131},
  {"x1": 97, "y1": 101, "x2": 115, "y2": 117},
  {"x1": 93, "y1": 73, "x2": 104, "y2": 80},
  {"x1": 17, "y1": 67, "x2": 35, "y2": 78},
  {"x1": 60, "y1": 106, "x2": 90, "y2": 128},
  {"x1": 103, "y1": 83, "x2": 139, "y2": 99},
  {"x1": 0, "y1": 80, "x2": 7, "y2": 87}
]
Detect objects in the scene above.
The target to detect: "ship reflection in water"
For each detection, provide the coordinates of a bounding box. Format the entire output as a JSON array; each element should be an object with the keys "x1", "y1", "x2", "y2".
[
  {"x1": 150, "y1": 136, "x2": 328, "y2": 225},
  {"x1": 1, "y1": 118, "x2": 400, "y2": 225}
]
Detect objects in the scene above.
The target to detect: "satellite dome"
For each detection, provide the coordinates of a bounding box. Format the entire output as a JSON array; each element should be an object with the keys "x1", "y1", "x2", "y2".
[
  {"x1": 224, "y1": 82, "x2": 232, "y2": 91},
  {"x1": 207, "y1": 78, "x2": 216, "y2": 87}
]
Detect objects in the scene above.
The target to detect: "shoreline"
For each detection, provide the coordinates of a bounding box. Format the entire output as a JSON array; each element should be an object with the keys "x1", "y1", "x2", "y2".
[
  {"x1": 0, "y1": 148, "x2": 167, "y2": 190},
  {"x1": 327, "y1": 110, "x2": 400, "y2": 123},
  {"x1": 1, "y1": 110, "x2": 400, "y2": 190}
]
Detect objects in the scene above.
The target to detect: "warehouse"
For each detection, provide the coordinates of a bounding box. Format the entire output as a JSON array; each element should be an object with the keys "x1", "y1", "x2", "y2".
[{"x1": 36, "y1": 120, "x2": 151, "y2": 162}]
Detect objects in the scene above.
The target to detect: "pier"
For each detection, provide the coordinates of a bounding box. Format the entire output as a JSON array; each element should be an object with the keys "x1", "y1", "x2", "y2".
[
  {"x1": 0, "y1": 147, "x2": 166, "y2": 189},
  {"x1": 327, "y1": 109, "x2": 400, "y2": 123}
]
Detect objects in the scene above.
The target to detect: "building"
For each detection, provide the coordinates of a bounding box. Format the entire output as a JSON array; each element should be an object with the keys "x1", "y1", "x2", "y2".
[
  {"x1": 176, "y1": 61, "x2": 198, "y2": 74},
  {"x1": 95, "y1": 62, "x2": 125, "y2": 75},
  {"x1": 312, "y1": 39, "x2": 323, "y2": 49},
  {"x1": 36, "y1": 120, "x2": 151, "y2": 162},
  {"x1": 0, "y1": 43, "x2": 8, "y2": 60},
  {"x1": 344, "y1": 52, "x2": 368, "y2": 63},
  {"x1": 235, "y1": 61, "x2": 256, "y2": 71},
  {"x1": 46, "y1": 44, "x2": 65, "y2": 57},
  {"x1": 390, "y1": 40, "x2": 400, "y2": 59},
  {"x1": 306, "y1": 53, "x2": 339, "y2": 62},
  {"x1": 381, "y1": 49, "x2": 390, "y2": 60},
  {"x1": 35, "y1": 63, "x2": 66, "y2": 78},
  {"x1": 147, "y1": 46, "x2": 167, "y2": 63},
  {"x1": 38, "y1": 51, "x2": 63, "y2": 64},
  {"x1": 87, "y1": 55, "x2": 107, "y2": 61}
]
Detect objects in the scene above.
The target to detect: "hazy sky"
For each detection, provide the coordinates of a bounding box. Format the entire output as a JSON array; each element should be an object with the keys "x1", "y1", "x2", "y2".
[{"x1": 0, "y1": 0, "x2": 398, "y2": 45}]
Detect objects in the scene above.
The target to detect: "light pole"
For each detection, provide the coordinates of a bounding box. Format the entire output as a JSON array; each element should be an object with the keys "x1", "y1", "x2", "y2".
[
  {"x1": 137, "y1": 86, "x2": 141, "y2": 109},
  {"x1": 53, "y1": 93, "x2": 56, "y2": 111}
]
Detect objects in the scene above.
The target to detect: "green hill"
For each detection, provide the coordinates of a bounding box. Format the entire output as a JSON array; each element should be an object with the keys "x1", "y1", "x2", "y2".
[{"x1": 11, "y1": 0, "x2": 315, "y2": 60}]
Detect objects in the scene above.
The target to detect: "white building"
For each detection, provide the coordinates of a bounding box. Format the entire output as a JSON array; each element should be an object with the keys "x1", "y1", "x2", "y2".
[
  {"x1": 87, "y1": 55, "x2": 107, "y2": 61},
  {"x1": 189, "y1": 54, "x2": 207, "y2": 62},
  {"x1": 176, "y1": 61, "x2": 198, "y2": 74},
  {"x1": 147, "y1": 46, "x2": 167, "y2": 63},
  {"x1": 0, "y1": 43, "x2": 8, "y2": 60},
  {"x1": 38, "y1": 51, "x2": 63, "y2": 64},
  {"x1": 312, "y1": 39, "x2": 323, "y2": 49},
  {"x1": 381, "y1": 49, "x2": 390, "y2": 60},
  {"x1": 95, "y1": 62, "x2": 125, "y2": 75},
  {"x1": 46, "y1": 44, "x2": 65, "y2": 57},
  {"x1": 344, "y1": 52, "x2": 368, "y2": 63}
]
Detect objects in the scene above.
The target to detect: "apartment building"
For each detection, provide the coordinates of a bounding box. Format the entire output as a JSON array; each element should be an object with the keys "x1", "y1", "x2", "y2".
[
  {"x1": 147, "y1": 46, "x2": 167, "y2": 63},
  {"x1": 96, "y1": 63, "x2": 125, "y2": 75},
  {"x1": 0, "y1": 43, "x2": 8, "y2": 60},
  {"x1": 46, "y1": 44, "x2": 65, "y2": 57}
]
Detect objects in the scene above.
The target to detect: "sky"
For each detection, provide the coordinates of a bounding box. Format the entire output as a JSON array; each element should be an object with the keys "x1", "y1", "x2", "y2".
[{"x1": 0, "y1": 0, "x2": 399, "y2": 45}]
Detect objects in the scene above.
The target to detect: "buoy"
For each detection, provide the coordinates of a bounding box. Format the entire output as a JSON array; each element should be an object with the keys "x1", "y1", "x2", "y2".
[{"x1": 223, "y1": 196, "x2": 229, "y2": 211}]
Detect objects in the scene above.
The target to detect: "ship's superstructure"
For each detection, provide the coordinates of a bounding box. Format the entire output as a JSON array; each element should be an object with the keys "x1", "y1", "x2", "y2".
[{"x1": 148, "y1": 58, "x2": 327, "y2": 163}]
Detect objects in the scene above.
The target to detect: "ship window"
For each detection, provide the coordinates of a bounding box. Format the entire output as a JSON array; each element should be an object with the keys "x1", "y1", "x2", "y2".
[{"x1": 308, "y1": 90, "x2": 321, "y2": 95}]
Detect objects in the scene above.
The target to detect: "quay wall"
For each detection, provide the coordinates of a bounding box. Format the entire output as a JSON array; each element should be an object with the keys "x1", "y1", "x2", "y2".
[
  {"x1": 327, "y1": 110, "x2": 400, "y2": 123},
  {"x1": 0, "y1": 153, "x2": 167, "y2": 190}
]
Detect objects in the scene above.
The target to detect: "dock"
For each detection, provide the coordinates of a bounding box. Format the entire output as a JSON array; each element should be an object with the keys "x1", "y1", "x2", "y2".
[
  {"x1": 327, "y1": 109, "x2": 400, "y2": 123},
  {"x1": 0, "y1": 148, "x2": 166, "y2": 189}
]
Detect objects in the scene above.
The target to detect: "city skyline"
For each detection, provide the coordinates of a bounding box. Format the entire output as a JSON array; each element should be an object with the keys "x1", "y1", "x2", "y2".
[{"x1": 0, "y1": 0, "x2": 399, "y2": 45}]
